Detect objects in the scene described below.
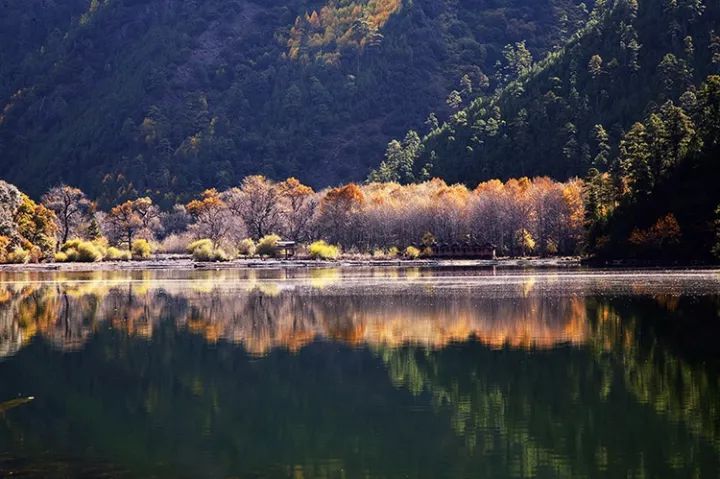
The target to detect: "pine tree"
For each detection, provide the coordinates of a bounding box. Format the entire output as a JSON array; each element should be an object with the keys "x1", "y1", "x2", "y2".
[
  {"x1": 593, "y1": 124, "x2": 611, "y2": 168},
  {"x1": 619, "y1": 122, "x2": 653, "y2": 196}
]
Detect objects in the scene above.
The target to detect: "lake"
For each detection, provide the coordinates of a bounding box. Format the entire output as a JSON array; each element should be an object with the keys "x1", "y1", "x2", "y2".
[{"x1": 0, "y1": 267, "x2": 719, "y2": 478}]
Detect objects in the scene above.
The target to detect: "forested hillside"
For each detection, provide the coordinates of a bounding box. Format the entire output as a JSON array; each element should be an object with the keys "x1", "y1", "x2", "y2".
[
  {"x1": 378, "y1": 0, "x2": 719, "y2": 184},
  {"x1": 0, "y1": 0, "x2": 89, "y2": 99},
  {"x1": 366, "y1": 0, "x2": 720, "y2": 260},
  {"x1": 0, "y1": 0, "x2": 589, "y2": 205},
  {"x1": 583, "y1": 75, "x2": 720, "y2": 260}
]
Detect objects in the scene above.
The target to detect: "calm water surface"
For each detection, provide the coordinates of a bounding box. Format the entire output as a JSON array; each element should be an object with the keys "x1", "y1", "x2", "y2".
[{"x1": 0, "y1": 267, "x2": 719, "y2": 478}]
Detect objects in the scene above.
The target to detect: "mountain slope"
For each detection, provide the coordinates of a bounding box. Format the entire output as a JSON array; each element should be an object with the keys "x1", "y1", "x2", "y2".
[
  {"x1": 0, "y1": 0, "x2": 90, "y2": 100},
  {"x1": 0, "y1": 0, "x2": 589, "y2": 204},
  {"x1": 391, "y1": 0, "x2": 719, "y2": 184}
]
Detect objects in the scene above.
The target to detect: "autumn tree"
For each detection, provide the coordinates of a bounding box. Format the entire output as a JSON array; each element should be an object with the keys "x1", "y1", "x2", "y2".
[
  {"x1": 446, "y1": 90, "x2": 463, "y2": 110},
  {"x1": 226, "y1": 176, "x2": 282, "y2": 240},
  {"x1": 628, "y1": 213, "x2": 682, "y2": 252},
  {"x1": 529, "y1": 177, "x2": 567, "y2": 255},
  {"x1": 15, "y1": 194, "x2": 57, "y2": 259},
  {"x1": 42, "y1": 185, "x2": 93, "y2": 245},
  {"x1": 468, "y1": 179, "x2": 507, "y2": 248},
  {"x1": 278, "y1": 177, "x2": 317, "y2": 242},
  {"x1": 588, "y1": 54, "x2": 604, "y2": 78},
  {"x1": 318, "y1": 183, "x2": 365, "y2": 247},
  {"x1": 428, "y1": 181, "x2": 471, "y2": 243},
  {"x1": 516, "y1": 228, "x2": 536, "y2": 257},
  {"x1": 160, "y1": 205, "x2": 191, "y2": 236},
  {"x1": 560, "y1": 179, "x2": 586, "y2": 254},
  {"x1": 0, "y1": 180, "x2": 57, "y2": 261},
  {"x1": 132, "y1": 197, "x2": 161, "y2": 237},
  {"x1": 502, "y1": 178, "x2": 534, "y2": 256},
  {"x1": 106, "y1": 197, "x2": 158, "y2": 250},
  {"x1": 186, "y1": 189, "x2": 231, "y2": 248}
]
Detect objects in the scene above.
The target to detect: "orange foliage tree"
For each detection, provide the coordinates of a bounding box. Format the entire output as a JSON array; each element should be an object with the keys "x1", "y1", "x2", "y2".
[
  {"x1": 628, "y1": 213, "x2": 682, "y2": 252},
  {"x1": 287, "y1": 0, "x2": 402, "y2": 64},
  {"x1": 186, "y1": 189, "x2": 231, "y2": 247},
  {"x1": 318, "y1": 183, "x2": 365, "y2": 246},
  {"x1": 106, "y1": 197, "x2": 159, "y2": 250},
  {"x1": 278, "y1": 177, "x2": 317, "y2": 242}
]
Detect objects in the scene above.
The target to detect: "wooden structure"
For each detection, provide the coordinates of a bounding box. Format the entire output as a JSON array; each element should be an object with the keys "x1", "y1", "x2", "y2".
[
  {"x1": 431, "y1": 241, "x2": 496, "y2": 260},
  {"x1": 275, "y1": 241, "x2": 297, "y2": 259}
]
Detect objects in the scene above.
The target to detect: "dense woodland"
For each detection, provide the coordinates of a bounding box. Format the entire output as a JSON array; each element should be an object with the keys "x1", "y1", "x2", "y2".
[
  {"x1": 584, "y1": 75, "x2": 720, "y2": 260},
  {"x1": 383, "y1": 0, "x2": 720, "y2": 182},
  {"x1": 0, "y1": 175, "x2": 584, "y2": 263},
  {"x1": 0, "y1": 0, "x2": 589, "y2": 204}
]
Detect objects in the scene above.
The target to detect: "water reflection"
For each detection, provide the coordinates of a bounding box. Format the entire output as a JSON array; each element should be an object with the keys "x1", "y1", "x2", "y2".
[
  {"x1": 0, "y1": 269, "x2": 595, "y2": 357},
  {"x1": 0, "y1": 268, "x2": 718, "y2": 478}
]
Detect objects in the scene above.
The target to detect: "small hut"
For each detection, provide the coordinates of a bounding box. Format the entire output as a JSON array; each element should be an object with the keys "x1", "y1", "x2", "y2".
[{"x1": 275, "y1": 241, "x2": 297, "y2": 259}]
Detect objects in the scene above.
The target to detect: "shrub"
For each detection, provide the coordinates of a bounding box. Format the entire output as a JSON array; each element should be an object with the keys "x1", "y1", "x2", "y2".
[
  {"x1": 237, "y1": 238, "x2": 256, "y2": 256},
  {"x1": 60, "y1": 248, "x2": 77, "y2": 261},
  {"x1": 106, "y1": 247, "x2": 131, "y2": 261},
  {"x1": 188, "y1": 238, "x2": 229, "y2": 262},
  {"x1": 404, "y1": 246, "x2": 421, "y2": 259},
  {"x1": 60, "y1": 239, "x2": 104, "y2": 262},
  {"x1": 308, "y1": 240, "x2": 340, "y2": 260},
  {"x1": 74, "y1": 242, "x2": 104, "y2": 262},
  {"x1": 545, "y1": 240, "x2": 558, "y2": 256},
  {"x1": 54, "y1": 251, "x2": 68, "y2": 263},
  {"x1": 256, "y1": 234, "x2": 281, "y2": 257},
  {"x1": 91, "y1": 238, "x2": 109, "y2": 258},
  {"x1": 191, "y1": 242, "x2": 229, "y2": 262},
  {"x1": 187, "y1": 238, "x2": 213, "y2": 254},
  {"x1": 7, "y1": 247, "x2": 30, "y2": 264},
  {"x1": 60, "y1": 239, "x2": 82, "y2": 252},
  {"x1": 387, "y1": 246, "x2": 400, "y2": 258},
  {"x1": 131, "y1": 239, "x2": 153, "y2": 259}
]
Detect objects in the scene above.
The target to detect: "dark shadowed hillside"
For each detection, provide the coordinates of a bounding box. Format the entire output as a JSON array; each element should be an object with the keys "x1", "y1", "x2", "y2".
[{"x1": 0, "y1": 0, "x2": 589, "y2": 205}]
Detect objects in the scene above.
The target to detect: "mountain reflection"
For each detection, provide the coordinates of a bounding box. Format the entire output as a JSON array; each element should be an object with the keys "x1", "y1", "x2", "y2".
[{"x1": 0, "y1": 269, "x2": 590, "y2": 357}]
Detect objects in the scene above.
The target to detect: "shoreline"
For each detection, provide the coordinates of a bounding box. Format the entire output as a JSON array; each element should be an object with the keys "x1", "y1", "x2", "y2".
[
  {"x1": 0, "y1": 256, "x2": 718, "y2": 273},
  {"x1": 0, "y1": 256, "x2": 587, "y2": 273}
]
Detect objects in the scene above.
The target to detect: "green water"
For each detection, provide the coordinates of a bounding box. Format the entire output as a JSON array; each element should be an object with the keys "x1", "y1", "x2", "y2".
[{"x1": 0, "y1": 268, "x2": 719, "y2": 478}]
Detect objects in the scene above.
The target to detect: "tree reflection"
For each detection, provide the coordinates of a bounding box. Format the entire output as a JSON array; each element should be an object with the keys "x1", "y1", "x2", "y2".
[
  {"x1": 0, "y1": 270, "x2": 719, "y2": 478},
  {"x1": 0, "y1": 272, "x2": 589, "y2": 357},
  {"x1": 378, "y1": 294, "x2": 720, "y2": 478}
]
